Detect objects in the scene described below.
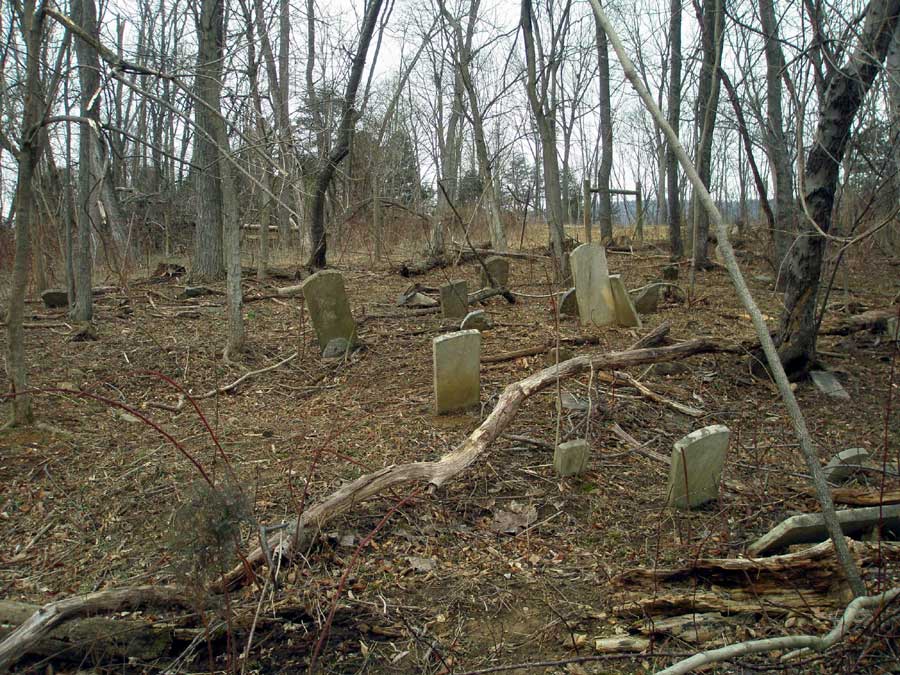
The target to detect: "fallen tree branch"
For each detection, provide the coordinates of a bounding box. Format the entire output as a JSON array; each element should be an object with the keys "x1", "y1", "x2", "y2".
[
  {"x1": 218, "y1": 338, "x2": 729, "y2": 590},
  {"x1": 654, "y1": 588, "x2": 900, "y2": 675}
]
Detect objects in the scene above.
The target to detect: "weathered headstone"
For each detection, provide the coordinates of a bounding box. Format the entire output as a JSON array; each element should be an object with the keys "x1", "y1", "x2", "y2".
[
  {"x1": 301, "y1": 270, "x2": 357, "y2": 353},
  {"x1": 609, "y1": 274, "x2": 641, "y2": 327},
  {"x1": 886, "y1": 316, "x2": 899, "y2": 342},
  {"x1": 544, "y1": 346, "x2": 575, "y2": 366},
  {"x1": 41, "y1": 289, "x2": 68, "y2": 309},
  {"x1": 554, "y1": 439, "x2": 589, "y2": 477},
  {"x1": 823, "y1": 448, "x2": 871, "y2": 483},
  {"x1": 810, "y1": 370, "x2": 850, "y2": 400},
  {"x1": 558, "y1": 288, "x2": 578, "y2": 316},
  {"x1": 662, "y1": 264, "x2": 679, "y2": 281},
  {"x1": 748, "y1": 504, "x2": 900, "y2": 556},
  {"x1": 667, "y1": 424, "x2": 731, "y2": 509},
  {"x1": 480, "y1": 256, "x2": 510, "y2": 288},
  {"x1": 433, "y1": 330, "x2": 481, "y2": 414},
  {"x1": 460, "y1": 310, "x2": 493, "y2": 331},
  {"x1": 440, "y1": 280, "x2": 468, "y2": 319},
  {"x1": 631, "y1": 285, "x2": 660, "y2": 314},
  {"x1": 569, "y1": 243, "x2": 615, "y2": 327},
  {"x1": 322, "y1": 337, "x2": 351, "y2": 359}
]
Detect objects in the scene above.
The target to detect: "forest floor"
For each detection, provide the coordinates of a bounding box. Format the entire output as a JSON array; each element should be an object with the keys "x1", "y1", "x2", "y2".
[{"x1": 1, "y1": 226, "x2": 899, "y2": 674}]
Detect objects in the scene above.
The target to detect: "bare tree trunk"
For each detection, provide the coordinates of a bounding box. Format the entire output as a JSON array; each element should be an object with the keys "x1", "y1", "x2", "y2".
[
  {"x1": 307, "y1": 0, "x2": 385, "y2": 269},
  {"x1": 759, "y1": 0, "x2": 796, "y2": 276},
  {"x1": 777, "y1": 0, "x2": 900, "y2": 376},
  {"x1": 665, "y1": 0, "x2": 684, "y2": 259},
  {"x1": 886, "y1": 23, "x2": 900, "y2": 214},
  {"x1": 595, "y1": 9, "x2": 614, "y2": 242}
]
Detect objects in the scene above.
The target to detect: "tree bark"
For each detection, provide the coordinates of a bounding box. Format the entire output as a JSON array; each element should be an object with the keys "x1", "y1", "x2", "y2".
[
  {"x1": 665, "y1": 0, "x2": 683, "y2": 259},
  {"x1": 595, "y1": 8, "x2": 614, "y2": 242}
]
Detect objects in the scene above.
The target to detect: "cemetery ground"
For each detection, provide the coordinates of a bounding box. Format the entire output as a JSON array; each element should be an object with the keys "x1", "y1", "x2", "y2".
[{"x1": 1, "y1": 230, "x2": 899, "y2": 673}]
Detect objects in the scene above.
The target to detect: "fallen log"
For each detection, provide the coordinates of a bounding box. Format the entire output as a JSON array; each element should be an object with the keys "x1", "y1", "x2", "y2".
[
  {"x1": 821, "y1": 307, "x2": 899, "y2": 336},
  {"x1": 219, "y1": 337, "x2": 737, "y2": 590}
]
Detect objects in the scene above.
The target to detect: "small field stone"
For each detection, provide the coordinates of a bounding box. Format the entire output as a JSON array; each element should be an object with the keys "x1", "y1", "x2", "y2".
[
  {"x1": 480, "y1": 256, "x2": 510, "y2": 288},
  {"x1": 440, "y1": 280, "x2": 468, "y2": 319},
  {"x1": 609, "y1": 274, "x2": 641, "y2": 327},
  {"x1": 810, "y1": 370, "x2": 850, "y2": 400},
  {"x1": 558, "y1": 288, "x2": 578, "y2": 316},
  {"x1": 322, "y1": 337, "x2": 351, "y2": 359},
  {"x1": 748, "y1": 504, "x2": 900, "y2": 556},
  {"x1": 631, "y1": 285, "x2": 660, "y2": 314},
  {"x1": 570, "y1": 243, "x2": 615, "y2": 327},
  {"x1": 824, "y1": 448, "x2": 871, "y2": 483},
  {"x1": 301, "y1": 270, "x2": 357, "y2": 352},
  {"x1": 460, "y1": 310, "x2": 493, "y2": 331},
  {"x1": 433, "y1": 330, "x2": 481, "y2": 414},
  {"x1": 667, "y1": 424, "x2": 731, "y2": 509},
  {"x1": 554, "y1": 439, "x2": 589, "y2": 477},
  {"x1": 41, "y1": 289, "x2": 68, "y2": 308}
]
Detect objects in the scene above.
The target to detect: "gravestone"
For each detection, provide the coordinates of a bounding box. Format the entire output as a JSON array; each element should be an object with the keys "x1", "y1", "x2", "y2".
[
  {"x1": 667, "y1": 424, "x2": 731, "y2": 509},
  {"x1": 886, "y1": 316, "x2": 899, "y2": 342},
  {"x1": 322, "y1": 337, "x2": 351, "y2": 360},
  {"x1": 662, "y1": 264, "x2": 679, "y2": 280},
  {"x1": 433, "y1": 330, "x2": 481, "y2": 414},
  {"x1": 569, "y1": 243, "x2": 615, "y2": 327},
  {"x1": 460, "y1": 310, "x2": 493, "y2": 331},
  {"x1": 554, "y1": 439, "x2": 589, "y2": 477},
  {"x1": 440, "y1": 280, "x2": 468, "y2": 319},
  {"x1": 558, "y1": 288, "x2": 578, "y2": 316},
  {"x1": 631, "y1": 285, "x2": 660, "y2": 314},
  {"x1": 41, "y1": 289, "x2": 68, "y2": 309},
  {"x1": 480, "y1": 256, "x2": 510, "y2": 288},
  {"x1": 609, "y1": 274, "x2": 641, "y2": 327},
  {"x1": 301, "y1": 270, "x2": 357, "y2": 353},
  {"x1": 544, "y1": 346, "x2": 574, "y2": 366},
  {"x1": 810, "y1": 370, "x2": 850, "y2": 400},
  {"x1": 823, "y1": 448, "x2": 871, "y2": 483}
]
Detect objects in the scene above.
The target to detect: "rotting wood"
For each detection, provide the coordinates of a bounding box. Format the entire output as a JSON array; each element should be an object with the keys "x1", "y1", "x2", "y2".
[
  {"x1": 820, "y1": 307, "x2": 899, "y2": 335},
  {"x1": 218, "y1": 337, "x2": 732, "y2": 590},
  {"x1": 0, "y1": 585, "x2": 193, "y2": 671},
  {"x1": 808, "y1": 486, "x2": 900, "y2": 506}
]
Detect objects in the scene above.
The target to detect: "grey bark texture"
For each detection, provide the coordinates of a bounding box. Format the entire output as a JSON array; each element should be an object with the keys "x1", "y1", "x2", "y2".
[
  {"x1": 595, "y1": 10, "x2": 613, "y2": 242},
  {"x1": 665, "y1": 0, "x2": 683, "y2": 259}
]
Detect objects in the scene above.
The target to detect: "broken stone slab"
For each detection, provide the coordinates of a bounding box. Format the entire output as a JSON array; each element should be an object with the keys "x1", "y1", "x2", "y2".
[
  {"x1": 322, "y1": 337, "x2": 351, "y2": 359},
  {"x1": 544, "y1": 346, "x2": 575, "y2": 366},
  {"x1": 810, "y1": 370, "x2": 850, "y2": 400},
  {"x1": 440, "y1": 280, "x2": 468, "y2": 319},
  {"x1": 667, "y1": 424, "x2": 731, "y2": 510},
  {"x1": 40, "y1": 289, "x2": 68, "y2": 309},
  {"x1": 460, "y1": 309, "x2": 493, "y2": 331},
  {"x1": 630, "y1": 285, "x2": 660, "y2": 314},
  {"x1": 570, "y1": 243, "x2": 615, "y2": 327},
  {"x1": 398, "y1": 291, "x2": 438, "y2": 308},
  {"x1": 433, "y1": 329, "x2": 480, "y2": 414},
  {"x1": 609, "y1": 274, "x2": 641, "y2": 328},
  {"x1": 554, "y1": 439, "x2": 590, "y2": 477},
  {"x1": 558, "y1": 288, "x2": 578, "y2": 316},
  {"x1": 747, "y1": 504, "x2": 900, "y2": 557},
  {"x1": 301, "y1": 269, "x2": 357, "y2": 352},
  {"x1": 480, "y1": 256, "x2": 510, "y2": 288},
  {"x1": 824, "y1": 448, "x2": 872, "y2": 483}
]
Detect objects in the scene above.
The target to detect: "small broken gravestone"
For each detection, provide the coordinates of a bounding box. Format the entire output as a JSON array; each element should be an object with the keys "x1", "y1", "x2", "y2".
[
  {"x1": 630, "y1": 284, "x2": 660, "y2": 314},
  {"x1": 554, "y1": 439, "x2": 590, "y2": 477},
  {"x1": 609, "y1": 274, "x2": 641, "y2": 328},
  {"x1": 748, "y1": 504, "x2": 900, "y2": 556},
  {"x1": 667, "y1": 424, "x2": 731, "y2": 509},
  {"x1": 809, "y1": 370, "x2": 850, "y2": 400},
  {"x1": 301, "y1": 269, "x2": 357, "y2": 353},
  {"x1": 886, "y1": 316, "x2": 899, "y2": 342},
  {"x1": 544, "y1": 346, "x2": 574, "y2": 366},
  {"x1": 41, "y1": 288, "x2": 68, "y2": 309},
  {"x1": 480, "y1": 256, "x2": 510, "y2": 288},
  {"x1": 569, "y1": 243, "x2": 615, "y2": 327},
  {"x1": 823, "y1": 448, "x2": 871, "y2": 483},
  {"x1": 433, "y1": 329, "x2": 481, "y2": 414},
  {"x1": 440, "y1": 280, "x2": 468, "y2": 319},
  {"x1": 460, "y1": 310, "x2": 493, "y2": 331},
  {"x1": 558, "y1": 288, "x2": 578, "y2": 316},
  {"x1": 322, "y1": 337, "x2": 351, "y2": 359}
]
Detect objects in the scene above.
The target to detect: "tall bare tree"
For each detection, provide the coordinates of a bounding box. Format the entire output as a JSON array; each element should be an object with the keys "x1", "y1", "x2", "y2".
[{"x1": 665, "y1": 0, "x2": 683, "y2": 258}]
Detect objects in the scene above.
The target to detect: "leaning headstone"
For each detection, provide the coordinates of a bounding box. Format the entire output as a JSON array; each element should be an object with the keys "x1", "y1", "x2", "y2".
[
  {"x1": 322, "y1": 337, "x2": 351, "y2": 359},
  {"x1": 823, "y1": 448, "x2": 871, "y2": 483},
  {"x1": 554, "y1": 439, "x2": 590, "y2": 477},
  {"x1": 662, "y1": 264, "x2": 679, "y2": 281},
  {"x1": 41, "y1": 289, "x2": 68, "y2": 309},
  {"x1": 748, "y1": 504, "x2": 900, "y2": 557},
  {"x1": 440, "y1": 280, "x2": 468, "y2": 319},
  {"x1": 301, "y1": 270, "x2": 357, "y2": 352},
  {"x1": 433, "y1": 330, "x2": 481, "y2": 414},
  {"x1": 631, "y1": 285, "x2": 660, "y2": 314},
  {"x1": 480, "y1": 256, "x2": 510, "y2": 288},
  {"x1": 810, "y1": 370, "x2": 850, "y2": 400},
  {"x1": 460, "y1": 310, "x2": 493, "y2": 331},
  {"x1": 886, "y1": 316, "x2": 899, "y2": 342},
  {"x1": 609, "y1": 275, "x2": 641, "y2": 328},
  {"x1": 667, "y1": 425, "x2": 731, "y2": 509},
  {"x1": 558, "y1": 288, "x2": 578, "y2": 316},
  {"x1": 569, "y1": 243, "x2": 615, "y2": 327}
]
